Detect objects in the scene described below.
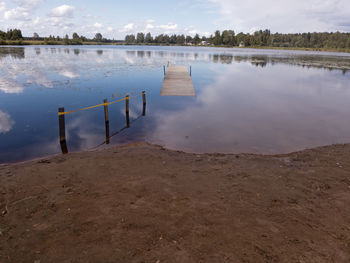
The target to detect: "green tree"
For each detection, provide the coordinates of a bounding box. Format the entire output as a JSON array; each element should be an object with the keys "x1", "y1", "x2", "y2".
[
  {"x1": 64, "y1": 34, "x2": 69, "y2": 45},
  {"x1": 176, "y1": 34, "x2": 185, "y2": 45},
  {"x1": 169, "y1": 34, "x2": 177, "y2": 44},
  {"x1": 12, "y1": 29, "x2": 23, "y2": 40},
  {"x1": 236, "y1": 32, "x2": 246, "y2": 46},
  {"x1": 185, "y1": 35, "x2": 193, "y2": 44},
  {"x1": 222, "y1": 30, "x2": 229, "y2": 45},
  {"x1": 145, "y1": 32, "x2": 153, "y2": 43},
  {"x1": 136, "y1": 33, "x2": 145, "y2": 43},
  {"x1": 213, "y1": 30, "x2": 221, "y2": 45},
  {"x1": 94, "y1": 33, "x2": 103, "y2": 41},
  {"x1": 227, "y1": 30, "x2": 235, "y2": 45},
  {"x1": 125, "y1": 34, "x2": 136, "y2": 44},
  {"x1": 194, "y1": 34, "x2": 200, "y2": 45},
  {"x1": 72, "y1": 32, "x2": 79, "y2": 40}
]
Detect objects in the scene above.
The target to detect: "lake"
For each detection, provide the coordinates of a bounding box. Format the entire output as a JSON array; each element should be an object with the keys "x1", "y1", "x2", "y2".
[{"x1": 0, "y1": 45, "x2": 350, "y2": 163}]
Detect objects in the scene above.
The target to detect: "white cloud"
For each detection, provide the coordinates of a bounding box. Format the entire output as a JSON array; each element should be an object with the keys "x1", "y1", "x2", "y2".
[
  {"x1": 0, "y1": 1, "x2": 5, "y2": 12},
  {"x1": 159, "y1": 22, "x2": 178, "y2": 30},
  {"x1": 12, "y1": 0, "x2": 44, "y2": 10},
  {"x1": 146, "y1": 24, "x2": 154, "y2": 30},
  {"x1": 4, "y1": 0, "x2": 44, "y2": 21},
  {"x1": 59, "y1": 69, "x2": 79, "y2": 79},
  {"x1": 208, "y1": 0, "x2": 350, "y2": 32},
  {"x1": 49, "y1": 5, "x2": 74, "y2": 18},
  {"x1": 117, "y1": 20, "x2": 207, "y2": 38},
  {"x1": 107, "y1": 26, "x2": 113, "y2": 32},
  {"x1": 0, "y1": 77, "x2": 24, "y2": 93},
  {"x1": 119, "y1": 23, "x2": 134, "y2": 33},
  {"x1": 94, "y1": 22, "x2": 103, "y2": 29},
  {"x1": 0, "y1": 110, "x2": 14, "y2": 134},
  {"x1": 4, "y1": 8, "x2": 30, "y2": 20}
]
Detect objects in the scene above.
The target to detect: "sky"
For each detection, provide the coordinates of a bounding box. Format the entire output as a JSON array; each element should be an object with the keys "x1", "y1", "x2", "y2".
[{"x1": 0, "y1": 0, "x2": 349, "y2": 39}]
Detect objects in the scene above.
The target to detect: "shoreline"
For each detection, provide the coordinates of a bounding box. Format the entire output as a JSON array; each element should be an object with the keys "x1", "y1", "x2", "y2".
[
  {"x1": 1, "y1": 41, "x2": 350, "y2": 54},
  {"x1": 1, "y1": 142, "x2": 350, "y2": 262},
  {"x1": 1, "y1": 141, "x2": 349, "y2": 166}
]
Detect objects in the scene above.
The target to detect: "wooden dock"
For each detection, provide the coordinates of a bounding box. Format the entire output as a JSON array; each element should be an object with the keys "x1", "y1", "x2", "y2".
[{"x1": 161, "y1": 66, "x2": 195, "y2": 96}]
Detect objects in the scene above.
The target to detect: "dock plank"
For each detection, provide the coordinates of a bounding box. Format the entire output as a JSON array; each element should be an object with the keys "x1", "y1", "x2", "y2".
[{"x1": 161, "y1": 66, "x2": 195, "y2": 96}]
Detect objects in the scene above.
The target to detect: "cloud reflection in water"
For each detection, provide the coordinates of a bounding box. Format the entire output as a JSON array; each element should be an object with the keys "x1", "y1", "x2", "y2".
[
  {"x1": 0, "y1": 110, "x2": 15, "y2": 134},
  {"x1": 148, "y1": 63, "x2": 350, "y2": 154}
]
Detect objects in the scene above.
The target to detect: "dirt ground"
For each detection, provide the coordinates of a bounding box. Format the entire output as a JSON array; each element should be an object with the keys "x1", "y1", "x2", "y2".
[{"x1": 0, "y1": 142, "x2": 350, "y2": 263}]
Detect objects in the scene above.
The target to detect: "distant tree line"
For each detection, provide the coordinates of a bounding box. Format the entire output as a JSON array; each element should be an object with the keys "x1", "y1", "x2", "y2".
[
  {"x1": 1, "y1": 27, "x2": 350, "y2": 50},
  {"x1": 24, "y1": 31, "x2": 121, "y2": 45},
  {"x1": 125, "y1": 32, "x2": 208, "y2": 45},
  {"x1": 0, "y1": 29, "x2": 23, "y2": 40},
  {"x1": 29, "y1": 32, "x2": 111, "y2": 45},
  {"x1": 235, "y1": 30, "x2": 350, "y2": 49},
  {"x1": 125, "y1": 30, "x2": 350, "y2": 49}
]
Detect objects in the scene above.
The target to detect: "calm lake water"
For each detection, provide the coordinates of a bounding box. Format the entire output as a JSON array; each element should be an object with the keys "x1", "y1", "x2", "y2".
[{"x1": 1, "y1": 45, "x2": 350, "y2": 163}]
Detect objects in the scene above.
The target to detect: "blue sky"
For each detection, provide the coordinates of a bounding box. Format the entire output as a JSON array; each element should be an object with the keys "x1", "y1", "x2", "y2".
[{"x1": 0, "y1": 0, "x2": 349, "y2": 39}]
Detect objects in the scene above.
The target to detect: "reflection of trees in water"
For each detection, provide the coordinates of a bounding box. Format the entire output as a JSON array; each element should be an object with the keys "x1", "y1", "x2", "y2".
[
  {"x1": 137, "y1": 51, "x2": 144, "y2": 58},
  {"x1": 0, "y1": 47, "x2": 25, "y2": 60},
  {"x1": 121, "y1": 48, "x2": 349, "y2": 73},
  {"x1": 74, "y1": 49, "x2": 80, "y2": 56},
  {"x1": 233, "y1": 55, "x2": 350, "y2": 72},
  {"x1": 25, "y1": 45, "x2": 349, "y2": 73},
  {"x1": 126, "y1": 50, "x2": 136, "y2": 56},
  {"x1": 220, "y1": 55, "x2": 233, "y2": 64}
]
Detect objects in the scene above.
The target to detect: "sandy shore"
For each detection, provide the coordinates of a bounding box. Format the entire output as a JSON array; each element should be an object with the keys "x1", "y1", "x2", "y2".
[{"x1": 1, "y1": 142, "x2": 350, "y2": 262}]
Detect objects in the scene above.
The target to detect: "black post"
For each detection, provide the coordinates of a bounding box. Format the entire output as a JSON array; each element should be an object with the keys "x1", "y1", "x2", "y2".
[
  {"x1": 190, "y1": 65, "x2": 192, "y2": 76},
  {"x1": 163, "y1": 65, "x2": 166, "y2": 75},
  {"x1": 58, "y1": 108, "x2": 68, "y2": 154},
  {"x1": 142, "y1": 91, "x2": 146, "y2": 116},
  {"x1": 125, "y1": 95, "x2": 130, "y2": 128},
  {"x1": 104, "y1": 99, "x2": 110, "y2": 144}
]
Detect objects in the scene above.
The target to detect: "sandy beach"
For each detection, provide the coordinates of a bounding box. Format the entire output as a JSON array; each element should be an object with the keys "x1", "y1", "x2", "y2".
[{"x1": 1, "y1": 142, "x2": 350, "y2": 262}]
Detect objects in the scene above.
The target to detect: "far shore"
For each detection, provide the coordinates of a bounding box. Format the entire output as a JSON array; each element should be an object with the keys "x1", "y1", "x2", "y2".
[
  {"x1": 1, "y1": 40, "x2": 350, "y2": 54},
  {"x1": 1, "y1": 142, "x2": 350, "y2": 262}
]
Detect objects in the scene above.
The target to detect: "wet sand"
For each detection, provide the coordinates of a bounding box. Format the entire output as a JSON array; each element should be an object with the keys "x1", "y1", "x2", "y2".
[{"x1": 1, "y1": 142, "x2": 350, "y2": 262}]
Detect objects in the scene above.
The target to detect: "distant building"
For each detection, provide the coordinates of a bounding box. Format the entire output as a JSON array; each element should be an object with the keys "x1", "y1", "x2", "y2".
[
  {"x1": 239, "y1": 42, "x2": 245, "y2": 47},
  {"x1": 199, "y1": 41, "x2": 209, "y2": 46}
]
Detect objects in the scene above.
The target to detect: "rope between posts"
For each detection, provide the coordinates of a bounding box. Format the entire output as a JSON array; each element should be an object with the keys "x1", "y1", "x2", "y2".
[{"x1": 58, "y1": 93, "x2": 143, "y2": 116}]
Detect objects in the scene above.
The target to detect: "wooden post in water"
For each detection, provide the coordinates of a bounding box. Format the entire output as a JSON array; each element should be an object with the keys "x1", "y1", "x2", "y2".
[
  {"x1": 104, "y1": 99, "x2": 110, "y2": 144},
  {"x1": 190, "y1": 65, "x2": 192, "y2": 76},
  {"x1": 58, "y1": 107, "x2": 68, "y2": 154},
  {"x1": 142, "y1": 91, "x2": 146, "y2": 116},
  {"x1": 125, "y1": 95, "x2": 130, "y2": 128},
  {"x1": 163, "y1": 65, "x2": 166, "y2": 75}
]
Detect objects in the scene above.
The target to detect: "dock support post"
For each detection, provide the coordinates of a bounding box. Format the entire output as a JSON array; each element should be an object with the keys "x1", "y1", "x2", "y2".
[
  {"x1": 125, "y1": 95, "x2": 130, "y2": 128},
  {"x1": 190, "y1": 65, "x2": 192, "y2": 76},
  {"x1": 104, "y1": 99, "x2": 110, "y2": 144},
  {"x1": 142, "y1": 91, "x2": 146, "y2": 116},
  {"x1": 58, "y1": 107, "x2": 68, "y2": 154},
  {"x1": 163, "y1": 65, "x2": 166, "y2": 75}
]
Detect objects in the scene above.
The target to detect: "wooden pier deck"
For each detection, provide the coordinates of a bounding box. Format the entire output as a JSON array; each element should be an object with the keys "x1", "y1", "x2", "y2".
[{"x1": 161, "y1": 66, "x2": 195, "y2": 96}]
